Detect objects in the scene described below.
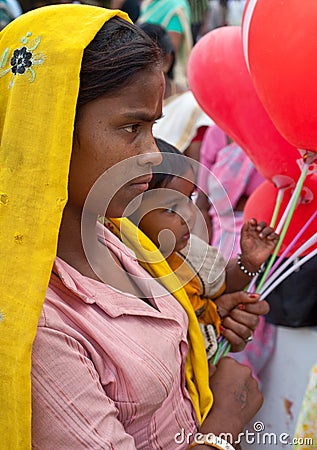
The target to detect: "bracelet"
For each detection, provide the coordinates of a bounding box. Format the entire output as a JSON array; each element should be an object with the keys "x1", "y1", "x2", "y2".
[
  {"x1": 188, "y1": 434, "x2": 235, "y2": 449},
  {"x1": 237, "y1": 254, "x2": 262, "y2": 277}
]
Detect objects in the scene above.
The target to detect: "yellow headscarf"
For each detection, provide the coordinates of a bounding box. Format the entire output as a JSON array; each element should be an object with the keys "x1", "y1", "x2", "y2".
[
  {"x1": 0, "y1": 6, "x2": 130, "y2": 449},
  {"x1": 108, "y1": 217, "x2": 213, "y2": 425}
]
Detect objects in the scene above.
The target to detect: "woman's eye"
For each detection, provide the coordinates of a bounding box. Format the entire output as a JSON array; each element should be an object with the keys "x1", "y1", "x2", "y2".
[{"x1": 124, "y1": 124, "x2": 139, "y2": 133}]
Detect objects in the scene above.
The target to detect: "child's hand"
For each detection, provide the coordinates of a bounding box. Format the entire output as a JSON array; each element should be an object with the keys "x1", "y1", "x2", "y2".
[{"x1": 240, "y1": 218, "x2": 279, "y2": 270}]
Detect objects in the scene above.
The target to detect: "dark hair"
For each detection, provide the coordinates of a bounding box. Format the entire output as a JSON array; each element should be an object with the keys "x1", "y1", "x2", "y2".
[
  {"x1": 139, "y1": 22, "x2": 176, "y2": 80},
  {"x1": 77, "y1": 16, "x2": 162, "y2": 107},
  {"x1": 149, "y1": 138, "x2": 194, "y2": 189}
]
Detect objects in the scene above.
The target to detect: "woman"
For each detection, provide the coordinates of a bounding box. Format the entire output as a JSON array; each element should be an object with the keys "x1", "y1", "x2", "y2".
[{"x1": 0, "y1": 5, "x2": 267, "y2": 449}]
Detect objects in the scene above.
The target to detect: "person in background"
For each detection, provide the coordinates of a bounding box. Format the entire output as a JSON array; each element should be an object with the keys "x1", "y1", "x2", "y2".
[
  {"x1": 6, "y1": 0, "x2": 21, "y2": 16},
  {"x1": 0, "y1": 0, "x2": 21, "y2": 29},
  {"x1": 239, "y1": 239, "x2": 317, "y2": 448},
  {"x1": 110, "y1": 0, "x2": 140, "y2": 22},
  {"x1": 1, "y1": 5, "x2": 266, "y2": 449},
  {"x1": 203, "y1": 0, "x2": 227, "y2": 31},
  {"x1": 140, "y1": 21, "x2": 214, "y2": 162},
  {"x1": 294, "y1": 361, "x2": 317, "y2": 449},
  {"x1": 18, "y1": 0, "x2": 104, "y2": 11},
  {"x1": 196, "y1": 124, "x2": 264, "y2": 254},
  {"x1": 139, "y1": 22, "x2": 183, "y2": 97},
  {"x1": 188, "y1": 0, "x2": 210, "y2": 43},
  {"x1": 137, "y1": 0, "x2": 192, "y2": 88}
]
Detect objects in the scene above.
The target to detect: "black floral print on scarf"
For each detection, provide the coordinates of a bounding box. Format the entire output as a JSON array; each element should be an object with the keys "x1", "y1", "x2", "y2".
[{"x1": 10, "y1": 47, "x2": 32, "y2": 75}]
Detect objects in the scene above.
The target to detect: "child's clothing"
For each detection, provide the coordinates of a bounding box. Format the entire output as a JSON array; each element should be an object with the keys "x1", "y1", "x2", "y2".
[
  {"x1": 167, "y1": 233, "x2": 226, "y2": 359},
  {"x1": 107, "y1": 218, "x2": 226, "y2": 361}
]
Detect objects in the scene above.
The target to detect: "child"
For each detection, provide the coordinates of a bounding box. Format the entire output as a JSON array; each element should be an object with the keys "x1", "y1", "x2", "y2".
[{"x1": 129, "y1": 138, "x2": 279, "y2": 358}]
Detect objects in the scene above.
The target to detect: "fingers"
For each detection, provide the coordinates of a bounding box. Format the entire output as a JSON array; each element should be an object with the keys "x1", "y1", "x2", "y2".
[
  {"x1": 248, "y1": 218, "x2": 279, "y2": 241},
  {"x1": 208, "y1": 357, "x2": 263, "y2": 424},
  {"x1": 213, "y1": 358, "x2": 262, "y2": 406},
  {"x1": 234, "y1": 298, "x2": 270, "y2": 315},
  {"x1": 214, "y1": 292, "x2": 269, "y2": 352},
  {"x1": 224, "y1": 310, "x2": 260, "y2": 331},
  {"x1": 221, "y1": 315, "x2": 259, "y2": 352},
  {"x1": 258, "y1": 225, "x2": 279, "y2": 241},
  {"x1": 220, "y1": 299, "x2": 270, "y2": 352},
  {"x1": 215, "y1": 291, "x2": 261, "y2": 317},
  {"x1": 220, "y1": 328, "x2": 247, "y2": 352}
]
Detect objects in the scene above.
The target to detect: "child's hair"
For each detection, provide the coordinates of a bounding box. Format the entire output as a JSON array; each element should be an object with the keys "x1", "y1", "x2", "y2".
[{"x1": 149, "y1": 138, "x2": 194, "y2": 189}]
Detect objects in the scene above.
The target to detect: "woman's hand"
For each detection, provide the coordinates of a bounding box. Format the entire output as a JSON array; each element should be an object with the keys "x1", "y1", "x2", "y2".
[
  {"x1": 240, "y1": 218, "x2": 279, "y2": 270},
  {"x1": 200, "y1": 357, "x2": 263, "y2": 441},
  {"x1": 214, "y1": 291, "x2": 269, "y2": 352}
]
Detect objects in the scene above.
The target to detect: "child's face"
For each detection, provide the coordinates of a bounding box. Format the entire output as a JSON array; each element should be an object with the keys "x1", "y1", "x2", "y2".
[{"x1": 138, "y1": 168, "x2": 196, "y2": 255}]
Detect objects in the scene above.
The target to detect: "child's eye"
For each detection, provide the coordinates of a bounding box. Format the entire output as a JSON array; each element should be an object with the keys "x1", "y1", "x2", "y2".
[
  {"x1": 124, "y1": 124, "x2": 140, "y2": 133},
  {"x1": 183, "y1": 194, "x2": 194, "y2": 205},
  {"x1": 188, "y1": 190, "x2": 196, "y2": 202},
  {"x1": 165, "y1": 204, "x2": 178, "y2": 214}
]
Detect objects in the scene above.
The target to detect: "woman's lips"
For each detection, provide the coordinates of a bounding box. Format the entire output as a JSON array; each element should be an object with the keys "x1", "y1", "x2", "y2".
[{"x1": 130, "y1": 175, "x2": 152, "y2": 192}]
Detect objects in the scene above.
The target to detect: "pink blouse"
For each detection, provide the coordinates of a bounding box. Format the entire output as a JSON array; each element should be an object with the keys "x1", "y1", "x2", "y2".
[{"x1": 32, "y1": 226, "x2": 198, "y2": 449}]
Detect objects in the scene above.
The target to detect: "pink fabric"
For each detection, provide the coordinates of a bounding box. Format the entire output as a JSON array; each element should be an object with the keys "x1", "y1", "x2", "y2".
[
  {"x1": 32, "y1": 226, "x2": 198, "y2": 449},
  {"x1": 198, "y1": 125, "x2": 264, "y2": 257},
  {"x1": 231, "y1": 316, "x2": 276, "y2": 383},
  {"x1": 197, "y1": 125, "x2": 227, "y2": 193}
]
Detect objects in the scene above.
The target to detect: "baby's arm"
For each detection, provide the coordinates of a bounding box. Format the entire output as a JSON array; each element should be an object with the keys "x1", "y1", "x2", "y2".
[{"x1": 225, "y1": 218, "x2": 279, "y2": 293}]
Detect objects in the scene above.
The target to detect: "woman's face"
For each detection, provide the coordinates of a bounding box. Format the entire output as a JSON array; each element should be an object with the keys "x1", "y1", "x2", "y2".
[{"x1": 69, "y1": 68, "x2": 165, "y2": 217}]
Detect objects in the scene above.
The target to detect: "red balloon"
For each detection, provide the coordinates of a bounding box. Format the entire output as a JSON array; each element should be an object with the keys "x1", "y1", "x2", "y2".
[
  {"x1": 242, "y1": 0, "x2": 317, "y2": 151},
  {"x1": 244, "y1": 176, "x2": 317, "y2": 256},
  {"x1": 187, "y1": 26, "x2": 301, "y2": 188}
]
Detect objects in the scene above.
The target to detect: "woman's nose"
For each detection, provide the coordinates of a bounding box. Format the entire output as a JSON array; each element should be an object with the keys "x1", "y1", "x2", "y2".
[{"x1": 137, "y1": 137, "x2": 162, "y2": 167}]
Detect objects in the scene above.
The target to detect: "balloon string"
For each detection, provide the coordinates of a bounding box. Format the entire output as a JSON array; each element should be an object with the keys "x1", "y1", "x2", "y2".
[
  {"x1": 275, "y1": 164, "x2": 309, "y2": 234},
  {"x1": 212, "y1": 337, "x2": 229, "y2": 365},
  {"x1": 213, "y1": 233, "x2": 317, "y2": 365},
  {"x1": 259, "y1": 232, "x2": 317, "y2": 295},
  {"x1": 213, "y1": 234, "x2": 317, "y2": 365},
  {"x1": 213, "y1": 340, "x2": 231, "y2": 365},
  {"x1": 260, "y1": 247, "x2": 317, "y2": 300},
  {"x1": 213, "y1": 159, "x2": 313, "y2": 364},
  {"x1": 267, "y1": 210, "x2": 317, "y2": 278},
  {"x1": 270, "y1": 188, "x2": 285, "y2": 228},
  {"x1": 244, "y1": 268, "x2": 258, "y2": 293},
  {"x1": 221, "y1": 342, "x2": 231, "y2": 358},
  {"x1": 256, "y1": 163, "x2": 309, "y2": 292}
]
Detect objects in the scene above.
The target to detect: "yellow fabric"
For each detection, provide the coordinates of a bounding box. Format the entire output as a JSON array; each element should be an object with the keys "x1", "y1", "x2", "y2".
[
  {"x1": 167, "y1": 252, "x2": 223, "y2": 333},
  {"x1": 109, "y1": 217, "x2": 213, "y2": 424},
  {"x1": 0, "y1": 6, "x2": 130, "y2": 449}
]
